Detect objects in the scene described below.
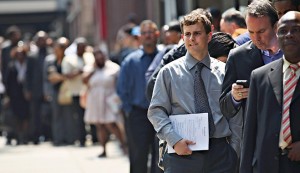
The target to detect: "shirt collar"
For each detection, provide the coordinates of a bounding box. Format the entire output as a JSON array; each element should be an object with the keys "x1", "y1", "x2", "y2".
[
  {"x1": 283, "y1": 56, "x2": 290, "y2": 73},
  {"x1": 282, "y1": 56, "x2": 300, "y2": 73},
  {"x1": 261, "y1": 49, "x2": 282, "y2": 57},
  {"x1": 186, "y1": 52, "x2": 211, "y2": 71},
  {"x1": 142, "y1": 47, "x2": 158, "y2": 57}
]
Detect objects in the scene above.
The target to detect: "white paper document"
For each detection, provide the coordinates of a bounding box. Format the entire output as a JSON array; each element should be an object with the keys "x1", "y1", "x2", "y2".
[{"x1": 167, "y1": 113, "x2": 209, "y2": 153}]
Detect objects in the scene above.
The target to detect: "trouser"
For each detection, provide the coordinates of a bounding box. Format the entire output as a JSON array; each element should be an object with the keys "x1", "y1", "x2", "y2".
[
  {"x1": 164, "y1": 138, "x2": 238, "y2": 173},
  {"x1": 72, "y1": 96, "x2": 86, "y2": 145},
  {"x1": 29, "y1": 99, "x2": 43, "y2": 143},
  {"x1": 51, "y1": 92, "x2": 66, "y2": 144},
  {"x1": 279, "y1": 150, "x2": 300, "y2": 173},
  {"x1": 128, "y1": 105, "x2": 156, "y2": 173}
]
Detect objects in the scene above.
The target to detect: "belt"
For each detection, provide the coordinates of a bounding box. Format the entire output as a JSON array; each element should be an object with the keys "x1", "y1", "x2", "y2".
[
  {"x1": 209, "y1": 137, "x2": 228, "y2": 145},
  {"x1": 279, "y1": 148, "x2": 289, "y2": 156}
]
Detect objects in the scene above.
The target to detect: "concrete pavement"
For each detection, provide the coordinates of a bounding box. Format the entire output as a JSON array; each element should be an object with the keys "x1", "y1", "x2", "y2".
[{"x1": 0, "y1": 137, "x2": 129, "y2": 173}]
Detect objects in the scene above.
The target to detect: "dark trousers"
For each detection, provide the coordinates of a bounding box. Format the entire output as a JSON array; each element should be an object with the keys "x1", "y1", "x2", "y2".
[
  {"x1": 3, "y1": 107, "x2": 17, "y2": 142},
  {"x1": 63, "y1": 104, "x2": 77, "y2": 144},
  {"x1": 164, "y1": 138, "x2": 238, "y2": 173},
  {"x1": 29, "y1": 99, "x2": 43, "y2": 143},
  {"x1": 72, "y1": 96, "x2": 86, "y2": 145},
  {"x1": 128, "y1": 106, "x2": 156, "y2": 173},
  {"x1": 279, "y1": 154, "x2": 300, "y2": 173},
  {"x1": 51, "y1": 97, "x2": 65, "y2": 144}
]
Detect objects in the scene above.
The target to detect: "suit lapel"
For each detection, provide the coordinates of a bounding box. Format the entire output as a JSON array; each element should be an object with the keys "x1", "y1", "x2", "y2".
[
  {"x1": 248, "y1": 43, "x2": 264, "y2": 70},
  {"x1": 292, "y1": 77, "x2": 300, "y2": 102},
  {"x1": 268, "y1": 60, "x2": 283, "y2": 106}
]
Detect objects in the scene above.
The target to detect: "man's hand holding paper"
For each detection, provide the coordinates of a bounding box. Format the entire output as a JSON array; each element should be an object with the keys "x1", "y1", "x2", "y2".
[
  {"x1": 173, "y1": 139, "x2": 195, "y2": 155},
  {"x1": 168, "y1": 113, "x2": 209, "y2": 154}
]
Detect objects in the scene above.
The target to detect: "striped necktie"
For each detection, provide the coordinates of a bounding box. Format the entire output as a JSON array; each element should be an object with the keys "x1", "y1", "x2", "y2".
[{"x1": 282, "y1": 63, "x2": 300, "y2": 146}]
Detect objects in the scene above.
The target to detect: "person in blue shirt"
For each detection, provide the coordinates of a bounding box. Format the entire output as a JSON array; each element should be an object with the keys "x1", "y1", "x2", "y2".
[{"x1": 117, "y1": 19, "x2": 161, "y2": 173}]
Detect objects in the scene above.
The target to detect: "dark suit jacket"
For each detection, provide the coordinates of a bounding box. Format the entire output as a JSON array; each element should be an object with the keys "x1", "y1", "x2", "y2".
[
  {"x1": 1, "y1": 44, "x2": 15, "y2": 85},
  {"x1": 219, "y1": 41, "x2": 265, "y2": 159},
  {"x1": 5, "y1": 61, "x2": 29, "y2": 118},
  {"x1": 220, "y1": 41, "x2": 264, "y2": 118},
  {"x1": 240, "y1": 59, "x2": 300, "y2": 173},
  {"x1": 25, "y1": 48, "x2": 50, "y2": 100}
]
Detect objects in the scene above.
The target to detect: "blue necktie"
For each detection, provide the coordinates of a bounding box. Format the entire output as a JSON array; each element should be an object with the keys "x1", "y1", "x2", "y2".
[{"x1": 194, "y1": 63, "x2": 215, "y2": 137}]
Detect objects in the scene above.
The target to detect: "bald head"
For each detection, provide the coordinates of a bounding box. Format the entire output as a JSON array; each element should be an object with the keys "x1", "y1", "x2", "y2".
[
  {"x1": 272, "y1": 0, "x2": 299, "y2": 19},
  {"x1": 279, "y1": 10, "x2": 300, "y2": 21},
  {"x1": 277, "y1": 11, "x2": 300, "y2": 63},
  {"x1": 56, "y1": 37, "x2": 69, "y2": 48}
]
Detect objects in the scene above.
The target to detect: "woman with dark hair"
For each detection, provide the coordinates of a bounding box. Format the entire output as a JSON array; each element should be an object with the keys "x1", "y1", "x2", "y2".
[{"x1": 208, "y1": 32, "x2": 237, "y2": 62}]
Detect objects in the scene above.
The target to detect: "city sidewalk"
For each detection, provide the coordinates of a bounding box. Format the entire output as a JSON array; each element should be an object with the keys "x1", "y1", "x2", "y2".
[{"x1": 0, "y1": 137, "x2": 129, "y2": 173}]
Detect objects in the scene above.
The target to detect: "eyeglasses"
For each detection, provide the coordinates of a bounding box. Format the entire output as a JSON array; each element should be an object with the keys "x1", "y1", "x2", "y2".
[{"x1": 140, "y1": 31, "x2": 156, "y2": 36}]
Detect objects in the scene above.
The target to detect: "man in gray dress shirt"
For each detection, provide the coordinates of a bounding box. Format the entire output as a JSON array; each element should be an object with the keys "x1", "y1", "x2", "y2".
[{"x1": 148, "y1": 9, "x2": 237, "y2": 173}]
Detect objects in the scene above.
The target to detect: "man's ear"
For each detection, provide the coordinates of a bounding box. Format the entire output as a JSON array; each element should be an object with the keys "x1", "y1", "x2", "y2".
[
  {"x1": 273, "y1": 21, "x2": 278, "y2": 33},
  {"x1": 232, "y1": 23, "x2": 239, "y2": 30},
  {"x1": 155, "y1": 30, "x2": 160, "y2": 38},
  {"x1": 211, "y1": 24, "x2": 215, "y2": 32},
  {"x1": 207, "y1": 32, "x2": 213, "y2": 42}
]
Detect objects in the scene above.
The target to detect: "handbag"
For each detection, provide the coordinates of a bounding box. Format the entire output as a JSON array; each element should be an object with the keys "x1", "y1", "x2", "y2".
[
  {"x1": 158, "y1": 140, "x2": 168, "y2": 171},
  {"x1": 106, "y1": 92, "x2": 122, "y2": 114},
  {"x1": 79, "y1": 85, "x2": 88, "y2": 109},
  {"x1": 57, "y1": 80, "x2": 72, "y2": 105}
]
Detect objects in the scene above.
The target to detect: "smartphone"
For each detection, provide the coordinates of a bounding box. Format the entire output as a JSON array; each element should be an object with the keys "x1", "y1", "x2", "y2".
[{"x1": 236, "y1": 80, "x2": 249, "y2": 88}]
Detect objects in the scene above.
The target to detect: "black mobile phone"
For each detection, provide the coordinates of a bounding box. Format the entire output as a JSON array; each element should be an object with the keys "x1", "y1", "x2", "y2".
[{"x1": 236, "y1": 80, "x2": 249, "y2": 88}]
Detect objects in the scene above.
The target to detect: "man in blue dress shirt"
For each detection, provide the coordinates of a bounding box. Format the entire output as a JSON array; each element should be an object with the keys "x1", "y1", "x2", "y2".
[{"x1": 117, "y1": 20, "x2": 160, "y2": 173}]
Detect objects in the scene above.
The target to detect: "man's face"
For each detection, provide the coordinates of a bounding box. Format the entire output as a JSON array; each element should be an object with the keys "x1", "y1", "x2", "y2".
[
  {"x1": 273, "y1": 0, "x2": 297, "y2": 19},
  {"x1": 164, "y1": 30, "x2": 181, "y2": 45},
  {"x1": 220, "y1": 19, "x2": 235, "y2": 35},
  {"x1": 277, "y1": 12, "x2": 300, "y2": 63},
  {"x1": 139, "y1": 24, "x2": 158, "y2": 48},
  {"x1": 77, "y1": 43, "x2": 86, "y2": 57},
  {"x1": 37, "y1": 36, "x2": 47, "y2": 48},
  {"x1": 11, "y1": 32, "x2": 21, "y2": 45},
  {"x1": 246, "y1": 15, "x2": 277, "y2": 51},
  {"x1": 94, "y1": 51, "x2": 106, "y2": 68},
  {"x1": 182, "y1": 22, "x2": 211, "y2": 59}
]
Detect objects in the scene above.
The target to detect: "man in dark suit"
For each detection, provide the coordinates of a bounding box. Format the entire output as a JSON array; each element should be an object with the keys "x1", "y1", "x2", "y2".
[
  {"x1": 219, "y1": 1, "x2": 282, "y2": 171},
  {"x1": 220, "y1": 0, "x2": 282, "y2": 119},
  {"x1": 1, "y1": 25, "x2": 22, "y2": 145},
  {"x1": 25, "y1": 31, "x2": 52, "y2": 144},
  {"x1": 240, "y1": 11, "x2": 300, "y2": 173}
]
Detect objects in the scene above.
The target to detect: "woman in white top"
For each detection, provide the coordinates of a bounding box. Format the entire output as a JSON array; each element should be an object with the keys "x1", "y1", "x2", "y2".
[{"x1": 83, "y1": 48, "x2": 126, "y2": 157}]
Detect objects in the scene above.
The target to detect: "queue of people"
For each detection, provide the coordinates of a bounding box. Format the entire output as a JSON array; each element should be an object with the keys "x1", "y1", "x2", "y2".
[
  {"x1": 147, "y1": 0, "x2": 300, "y2": 173},
  {"x1": 0, "y1": 0, "x2": 300, "y2": 173}
]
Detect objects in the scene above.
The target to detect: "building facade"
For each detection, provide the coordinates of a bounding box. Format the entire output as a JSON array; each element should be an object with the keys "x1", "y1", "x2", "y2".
[
  {"x1": 67, "y1": 0, "x2": 248, "y2": 53},
  {"x1": 0, "y1": 0, "x2": 248, "y2": 52},
  {"x1": 0, "y1": 0, "x2": 68, "y2": 39}
]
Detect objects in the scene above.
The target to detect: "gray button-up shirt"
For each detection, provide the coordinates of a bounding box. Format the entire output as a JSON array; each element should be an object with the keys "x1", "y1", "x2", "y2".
[{"x1": 148, "y1": 53, "x2": 231, "y2": 147}]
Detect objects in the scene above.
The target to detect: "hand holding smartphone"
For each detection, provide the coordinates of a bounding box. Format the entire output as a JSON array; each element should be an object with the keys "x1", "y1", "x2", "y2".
[{"x1": 236, "y1": 80, "x2": 249, "y2": 88}]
